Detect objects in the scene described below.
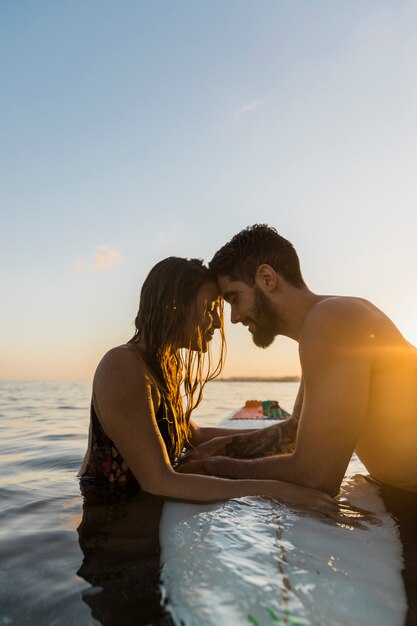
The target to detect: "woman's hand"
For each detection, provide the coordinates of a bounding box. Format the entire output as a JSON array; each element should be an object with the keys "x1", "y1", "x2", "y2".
[
  {"x1": 256, "y1": 480, "x2": 377, "y2": 529},
  {"x1": 268, "y1": 479, "x2": 336, "y2": 514},
  {"x1": 177, "y1": 437, "x2": 225, "y2": 472},
  {"x1": 177, "y1": 455, "x2": 377, "y2": 528},
  {"x1": 178, "y1": 451, "x2": 334, "y2": 514},
  {"x1": 176, "y1": 453, "x2": 209, "y2": 475}
]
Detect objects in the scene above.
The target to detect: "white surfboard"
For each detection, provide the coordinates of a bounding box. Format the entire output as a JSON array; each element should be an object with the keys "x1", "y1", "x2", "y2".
[{"x1": 160, "y1": 403, "x2": 407, "y2": 626}]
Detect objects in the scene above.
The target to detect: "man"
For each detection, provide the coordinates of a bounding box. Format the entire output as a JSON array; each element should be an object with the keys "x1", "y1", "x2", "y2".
[
  {"x1": 181, "y1": 224, "x2": 417, "y2": 625},
  {"x1": 180, "y1": 224, "x2": 417, "y2": 497}
]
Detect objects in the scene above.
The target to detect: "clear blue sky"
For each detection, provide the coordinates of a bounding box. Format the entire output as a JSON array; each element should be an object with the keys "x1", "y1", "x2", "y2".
[{"x1": 1, "y1": 1, "x2": 416, "y2": 380}]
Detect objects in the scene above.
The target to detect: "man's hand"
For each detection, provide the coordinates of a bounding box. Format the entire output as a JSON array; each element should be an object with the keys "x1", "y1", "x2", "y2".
[
  {"x1": 182, "y1": 421, "x2": 297, "y2": 472},
  {"x1": 177, "y1": 419, "x2": 297, "y2": 475}
]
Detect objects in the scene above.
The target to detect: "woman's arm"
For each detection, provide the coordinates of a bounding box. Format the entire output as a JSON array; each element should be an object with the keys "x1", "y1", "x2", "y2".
[{"x1": 92, "y1": 349, "x2": 335, "y2": 515}]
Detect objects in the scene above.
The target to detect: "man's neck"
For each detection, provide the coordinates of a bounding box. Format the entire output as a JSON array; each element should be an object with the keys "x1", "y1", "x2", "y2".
[{"x1": 280, "y1": 288, "x2": 324, "y2": 341}]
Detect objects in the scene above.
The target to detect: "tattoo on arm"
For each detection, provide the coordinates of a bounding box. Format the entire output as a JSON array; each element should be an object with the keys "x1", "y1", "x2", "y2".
[
  {"x1": 224, "y1": 381, "x2": 304, "y2": 459},
  {"x1": 224, "y1": 420, "x2": 298, "y2": 458},
  {"x1": 225, "y1": 379, "x2": 304, "y2": 459}
]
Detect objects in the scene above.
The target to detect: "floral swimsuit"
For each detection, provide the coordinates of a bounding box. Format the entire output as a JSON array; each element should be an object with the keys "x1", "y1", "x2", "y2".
[{"x1": 79, "y1": 400, "x2": 175, "y2": 494}]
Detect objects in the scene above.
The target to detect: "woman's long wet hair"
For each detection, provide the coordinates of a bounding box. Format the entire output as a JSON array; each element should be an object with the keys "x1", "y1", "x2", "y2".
[{"x1": 129, "y1": 257, "x2": 225, "y2": 458}]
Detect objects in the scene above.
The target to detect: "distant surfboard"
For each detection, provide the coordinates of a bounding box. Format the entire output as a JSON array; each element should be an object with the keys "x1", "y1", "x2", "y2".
[{"x1": 160, "y1": 402, "x2": 407, "y2": 626}]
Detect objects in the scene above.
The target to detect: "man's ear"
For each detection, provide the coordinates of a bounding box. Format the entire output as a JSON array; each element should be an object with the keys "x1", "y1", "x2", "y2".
[{"x1": 255, "y1": 264, "x2": 280, "y2": 292}]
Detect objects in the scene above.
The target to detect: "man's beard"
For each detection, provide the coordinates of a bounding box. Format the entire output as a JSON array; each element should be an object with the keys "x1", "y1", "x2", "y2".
[{"x1": 249, "y1": 287, "x2": 286, "y2": 348}]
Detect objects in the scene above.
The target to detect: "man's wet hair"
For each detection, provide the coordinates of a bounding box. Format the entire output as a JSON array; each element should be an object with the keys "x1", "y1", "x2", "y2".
[{"x1": 209, "y1": 224, "x2": 306, "y2": 288}]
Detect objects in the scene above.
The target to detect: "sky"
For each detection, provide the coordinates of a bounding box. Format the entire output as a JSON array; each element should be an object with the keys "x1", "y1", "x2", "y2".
[{"x1": 1, "y1": 0, "x2": 417, "y2": 381}]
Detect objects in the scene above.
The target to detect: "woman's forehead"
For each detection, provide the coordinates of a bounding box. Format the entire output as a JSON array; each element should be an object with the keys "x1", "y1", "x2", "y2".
[{"x1": 196, "y1": 281, "x2": 220, "y2": 301}]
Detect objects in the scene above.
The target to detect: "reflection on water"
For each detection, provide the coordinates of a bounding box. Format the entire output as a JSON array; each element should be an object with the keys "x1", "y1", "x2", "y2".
[
  {"x1": 77, "y1": 490, "x2": 173, "y2": 626},
  {"x1": 161, "y1": 481, "x2": 407, "y2": 626},
  {"x1": 0, "y1": 381, "x2": 414, "y2": 626}
]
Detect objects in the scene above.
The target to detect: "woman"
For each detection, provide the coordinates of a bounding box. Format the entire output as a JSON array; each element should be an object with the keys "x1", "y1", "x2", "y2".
[{"x1": 79, "y1": 257, "x2": 334, "y2": 512}]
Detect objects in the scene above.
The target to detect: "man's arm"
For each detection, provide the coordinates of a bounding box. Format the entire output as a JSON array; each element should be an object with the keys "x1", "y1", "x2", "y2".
[
  {"x1": 222, "y1": 381, "x2": 304, "y2": 458},
  {"x1": 291, "y1": 377, "x2": 304, "y2": 422},
  {"x1": 223, "y1": 420, "x2": 295, "y2": 458},
  {"x1": 181, "y1": 300, "x2": 374, "y2": 495},
  {"x1": 178, "y1": 382, "x2": 304, "y2": 474}
]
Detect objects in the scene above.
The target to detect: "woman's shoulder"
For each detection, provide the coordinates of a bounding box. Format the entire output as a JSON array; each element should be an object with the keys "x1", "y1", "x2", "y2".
[
  {"x1": 94, "y1": 344, "x2": 152, "y2": 384},
  {"x1": 92, "y1": 344, "x2": 162, "y2": 410},
  {"x1": 89, "y1": 345, "x2": 165, "y2": 465}
]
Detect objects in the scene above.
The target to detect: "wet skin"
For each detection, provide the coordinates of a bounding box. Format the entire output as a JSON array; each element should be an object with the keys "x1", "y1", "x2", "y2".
[
  {"x1": 80, "y1": 278, "x2": 343, "y2": 517},
  {"x1": 181, "y1": 270, "x2": 417, "y2": 494}
]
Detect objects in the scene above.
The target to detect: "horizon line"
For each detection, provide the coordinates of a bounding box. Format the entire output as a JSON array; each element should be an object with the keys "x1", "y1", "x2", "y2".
[
  {"x1": 0, "y1": 376, "x2": 301, "y2": 383},
  {"x1": 215, "y1": 376, "x2": 301, "y2": 382}
]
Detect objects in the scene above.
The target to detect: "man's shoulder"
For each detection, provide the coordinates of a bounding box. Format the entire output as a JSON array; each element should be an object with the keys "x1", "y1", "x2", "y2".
[
  {"x1": 311, "y1": 295, "x2": 375, "y2": 317},
  {"x1": 300, "y1": 296, "x2": 379, "y2": 349},
  {"x1": 308, "y1": 295, "x2": 382, "y2": 322}
]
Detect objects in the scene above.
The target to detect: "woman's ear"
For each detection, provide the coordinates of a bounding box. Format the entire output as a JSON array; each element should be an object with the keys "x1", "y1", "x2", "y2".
[{"x1": 255, "y1": 264, "x2": 278, "y2": 292}]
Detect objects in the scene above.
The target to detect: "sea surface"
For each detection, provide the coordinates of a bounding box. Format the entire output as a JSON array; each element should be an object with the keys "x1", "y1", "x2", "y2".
[{"x1": 0, "y1": 381, "x2": 410, "y2": 625}]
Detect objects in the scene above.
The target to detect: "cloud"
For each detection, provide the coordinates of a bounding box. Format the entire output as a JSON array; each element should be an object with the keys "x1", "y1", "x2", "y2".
[
  {"x1": 235, "y1": 99, "x2": 265, "y2": 119},
  {"x1": 93, "y1": 246, "x2": 121, "y2": 269},
  {"x1": 76, "y1": 245, "x2": 121, "y2": 272}
]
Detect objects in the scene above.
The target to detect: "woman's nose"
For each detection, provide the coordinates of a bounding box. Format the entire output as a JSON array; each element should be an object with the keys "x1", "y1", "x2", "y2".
[{"x1": 211, "y1": 308, "x2": 221, "y2": 329}]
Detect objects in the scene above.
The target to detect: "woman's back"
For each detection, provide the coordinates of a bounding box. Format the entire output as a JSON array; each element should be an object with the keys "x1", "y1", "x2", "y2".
[{"x1": 79, "y1": 344, "x2": 176, "y2": 495}]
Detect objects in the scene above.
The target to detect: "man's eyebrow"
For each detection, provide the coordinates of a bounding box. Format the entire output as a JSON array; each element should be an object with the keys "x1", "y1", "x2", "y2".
[{"x1": 221, "y1": 290, "x2": 237, "y2": 301}]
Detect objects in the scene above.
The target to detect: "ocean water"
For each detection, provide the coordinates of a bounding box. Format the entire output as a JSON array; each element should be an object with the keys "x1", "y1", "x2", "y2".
[{"x1": 0, "y1": 381, "x2": 409, "y2": 626}]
